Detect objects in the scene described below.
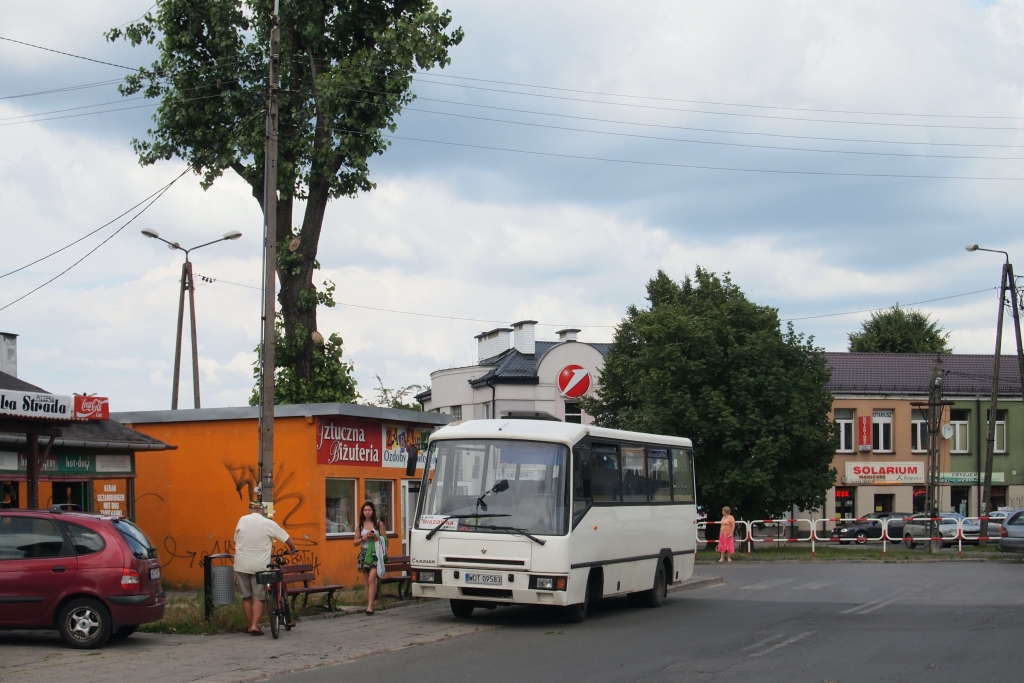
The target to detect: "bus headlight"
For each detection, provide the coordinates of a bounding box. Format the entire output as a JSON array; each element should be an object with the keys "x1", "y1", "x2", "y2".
[
  {"x1": 412, "y1": 570, "x2": 441, "y2": 584},
  {"x1": 530, "y1": 576, "x2": 567, "y2": 591}
]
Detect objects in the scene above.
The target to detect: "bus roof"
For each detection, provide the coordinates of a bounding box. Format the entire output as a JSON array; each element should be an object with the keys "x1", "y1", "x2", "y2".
[{"x1": 429, "y1": 419, "x2": 693, "y2": 448}]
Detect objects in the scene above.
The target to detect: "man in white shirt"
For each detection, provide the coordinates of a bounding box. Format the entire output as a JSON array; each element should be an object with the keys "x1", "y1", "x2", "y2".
[{"x1": 234, "y1": 500, "x2": 297, "y2": 635}]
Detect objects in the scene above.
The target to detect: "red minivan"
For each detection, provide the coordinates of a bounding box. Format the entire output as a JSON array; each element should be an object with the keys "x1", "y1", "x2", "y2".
[{"x1": 0, "y1": 508, "x2": 165, "y2": 648}]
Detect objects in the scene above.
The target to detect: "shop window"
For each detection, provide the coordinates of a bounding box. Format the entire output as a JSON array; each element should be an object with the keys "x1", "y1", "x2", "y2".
[
  {"x1": 0, "y1": 516, "x2": 67, "y2": 559},
  {"x1": 874, "y1": 494, "x2": 894, "y2": 514},
  {"x1": 52, "y1": 482, "x2": 89, "y2": 511},
  {"x1": 365, "y1": 480, "x2": 395, "y2": 533},
  {"x1": 913, "y1": 486, "x2": 926, "y2": 513},
  {"x1": 835, "y1": 487, "x2": 855, "y2": 519},
  {"x1": 987, "y1": 409, "x2": 1008, "y2": 454},
  {"x1": 326, "y1": 479, "x2": 356, "y2": 535},
  {"x1": 670, "y1": 448, "x2": 695, "y2": 502},
  {"x1": 872, "y1": 410, "x2": 893, "y2": 452},
  {"x1": 646, "y1": 449, "x2": 671, "y2": 502},
  {"x1": 949, "y1": 409, "x2": 970, "y2": 454},
  {"x1": 951, "y1": 487, "x2": 970, "y2": 517},
  {"x1": 1, "y1": 482, "x2": 18, "y2": 509},
  {"x1": 911, "y1": 410, "x2": 929, "y2": 453},
  {"x1": 834, "y1": 409, "x2": 854, "y2": 452},
  {"x1": 621, "y1": 447, "x2": 647, "y2": 502},
  {"x1": 564, "y1": 402, "x2": 582, "y2": 424},
  {"x1": 590, "y1": 445, "x2": 621, "y2": 502}
]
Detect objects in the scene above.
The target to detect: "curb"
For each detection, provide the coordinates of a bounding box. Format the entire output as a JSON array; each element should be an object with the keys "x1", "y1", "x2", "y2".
[{"x1": 668, "y1": 574, "x2": 724, "y2": 593}]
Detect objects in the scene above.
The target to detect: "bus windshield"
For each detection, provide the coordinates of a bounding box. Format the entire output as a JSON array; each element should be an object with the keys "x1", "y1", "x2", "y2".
[{"x1": 417, "y1": 439, "x2": 569, "y2": 537}]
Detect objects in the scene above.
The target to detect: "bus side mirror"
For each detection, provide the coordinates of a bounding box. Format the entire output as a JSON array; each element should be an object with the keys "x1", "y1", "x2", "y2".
[{"x1": 405, "y1": 446, "x2": 419, "y2": 477}]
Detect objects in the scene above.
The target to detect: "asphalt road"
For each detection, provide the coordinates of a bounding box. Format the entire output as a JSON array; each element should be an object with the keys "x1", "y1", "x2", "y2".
[{"x1": 266, "y1": 561, "x2": 1024, "y2": 683}]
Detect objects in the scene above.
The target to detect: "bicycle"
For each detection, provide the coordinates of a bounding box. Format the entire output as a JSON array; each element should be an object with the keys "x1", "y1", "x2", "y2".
[{"x1": 256, "y1": 551, "x2": 293, "y2": 639}]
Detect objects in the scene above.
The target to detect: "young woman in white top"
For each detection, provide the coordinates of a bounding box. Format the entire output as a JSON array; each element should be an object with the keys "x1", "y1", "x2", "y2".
[{"x1": 353, "y1": 500, "x2": 387, "y2": 614}]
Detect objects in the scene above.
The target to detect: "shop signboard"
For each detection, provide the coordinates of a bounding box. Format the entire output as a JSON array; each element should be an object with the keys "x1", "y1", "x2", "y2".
[
  {"x1": 0, "y1": 453, "x2": 134, "y2": 476},
  {"x1": 0, "y1": 390, "x2": 109, "y2": 421},
  {"x1": 857, "y1": 416, "x2": 872, "y2": 451},
  {"x1": 845, "y1": 461, "x2": 924, "y2": 484},
  {"x1": 316, "y1": 417, "x2": 383, "y2": 466},
  {"x1": 939, "y1": 472, "x2": 1004, "y2": 484},
  {"x1": 94, "y1": 480, "x2": 127, "y2": 516},
  {"x1": 382, "y1": 425, "x2": 431, "y2": 469}
]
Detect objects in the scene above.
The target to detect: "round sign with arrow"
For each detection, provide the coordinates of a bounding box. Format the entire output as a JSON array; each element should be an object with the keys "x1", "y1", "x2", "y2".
[{"x1": 558, "y1": 365, "x2": 592, "y2": 399}]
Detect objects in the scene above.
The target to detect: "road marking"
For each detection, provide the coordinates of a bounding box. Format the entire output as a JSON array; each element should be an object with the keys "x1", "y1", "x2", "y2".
[
  {"x1": 793, "y1": 581, "x2": 831, "y2": 590},
  {"x1": 840, "y1": 592, "x2": 900, "y2": 614},
  {"x1": 741, "y1": 634, "x2": 785, "y2": 651},
  {"x1": 855, "y1": 596, "x2": 900, "y2": 614},
  {"x1": 740, "y1": 578, "x2": 795, "y2": 590},
  {"x1": 748, "y1": 631, "x2": 815, "y2": 658}
]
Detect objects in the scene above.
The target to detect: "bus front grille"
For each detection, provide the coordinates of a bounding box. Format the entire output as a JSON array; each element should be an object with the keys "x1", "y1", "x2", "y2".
[
  {"x1": 445, "y1": 557, "x2": 525, "y2": 566},
  {"x1": 461, "y1": 587, "x2": 513, "y2": 599}
]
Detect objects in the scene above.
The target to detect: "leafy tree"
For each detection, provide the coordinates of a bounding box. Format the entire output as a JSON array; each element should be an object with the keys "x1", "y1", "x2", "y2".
[
  {"x1": 848, "y1": 305, "x2": 951, "y2": 353},
  {"x1": 108, "y1": 0, "x2": 463, "y2": 394},
  {"x1": 366, "y1": 374, "x2": 424, "y2": 410},
  {"x1": 582, "y1": 269, "x2": 837, "y2": 521}
]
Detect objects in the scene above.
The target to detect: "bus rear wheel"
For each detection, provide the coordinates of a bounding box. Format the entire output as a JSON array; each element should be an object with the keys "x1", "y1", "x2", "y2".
[{"x1": 450, "y1": 599, "x2": 475, "y2": 619}]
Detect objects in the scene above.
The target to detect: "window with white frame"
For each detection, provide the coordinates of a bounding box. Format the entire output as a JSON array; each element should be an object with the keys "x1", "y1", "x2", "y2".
[
  {"x1": 911, "y1": 410, "x2": 929, "y2": 453},
  {"x1": 987, "y1": 409, "x2": 1008, "y2": 454},
  {"x1": 872, "y1": 409, "x2": 893, "y2": 452},
  {"x1": 326, "y1": 479, "x2": 356, "y2": 535},
  {"x1": 834, "y1": 408, "x2": 854, "y2": 452},
  {"x1": 450, "y1": 405, "x2": 462, "y2": 421},
  {"x1": 949, "y1": 409, "x2": 970, "y2": 454}
]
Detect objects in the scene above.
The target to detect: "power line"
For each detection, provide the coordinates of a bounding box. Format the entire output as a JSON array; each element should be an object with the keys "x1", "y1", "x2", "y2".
[
  {"x1": 0, "y1": 95, "x2": 146, "y2": 122},
  {"x1": 0, "y1": 35, "x2": 136, "y2": 70},
  {"x1": 0, "y1": 79, "x2": 124, "y2": 100},
  {"x1": 329, "y1": 126, "x2": 1024, "y2": 181},
  {"x1": 781, "y1": 288, "x2": 997, "y2": 322},
  {"x1": 410, "y1": 77, "x2": 1024, "y2": 132},
  {"x1": 0, "y1": 90, "x2": 238, "y2": 127}
]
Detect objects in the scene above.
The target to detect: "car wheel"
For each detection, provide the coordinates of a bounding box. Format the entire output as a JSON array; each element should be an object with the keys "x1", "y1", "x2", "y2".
[
  {"x1": 58, "y1": 598, "x2": 112, "y2": 649},
  {"x1": 855, "y1": 531, "x2": 868, "y2": 545},
  {"x1": 904, "y1": 535, "x2": 916, "y2": 550},
  {"x1": 450, "y1": 599, "x2": 475, "y2": 619},
  {"x1": 110, "y1": 625, "x2": 138, "y2": 640}
]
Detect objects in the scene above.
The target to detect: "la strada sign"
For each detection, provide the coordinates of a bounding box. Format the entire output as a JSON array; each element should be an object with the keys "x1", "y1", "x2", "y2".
[{"x1": 0, "y1": 390, "x2": 109, "y2": 421}]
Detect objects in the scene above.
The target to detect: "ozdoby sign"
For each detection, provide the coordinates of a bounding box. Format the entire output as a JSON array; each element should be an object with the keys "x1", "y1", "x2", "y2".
[
  {"x1": 0, "y1": 390, "x2": 109, "y2": 421},
  {"x1": 846, "y1": 461, "x2": 925, "y2": 484}
]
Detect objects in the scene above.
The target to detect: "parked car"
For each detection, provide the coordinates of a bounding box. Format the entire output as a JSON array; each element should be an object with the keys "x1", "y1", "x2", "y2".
[
  {"x1": 998, "y1": 509, "x2": 1024, "y2": 553},
  {"x1": 902, "y1": 513, "x2": 980, "y2": 548},
  {"x1": 0, "y1": 508, "x2": 164, "y2": 648},
  {"x1": 830, "y1": 512, "x2": 913, "y2": 544}
]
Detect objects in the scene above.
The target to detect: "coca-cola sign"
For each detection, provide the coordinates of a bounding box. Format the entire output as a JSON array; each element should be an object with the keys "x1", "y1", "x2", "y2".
[
  {"x1": 316, "y1": 417, "x2": 382, "y2": 466},
  {"x1": 74, "y1": 395, "x2": 109, "y2": 420}
]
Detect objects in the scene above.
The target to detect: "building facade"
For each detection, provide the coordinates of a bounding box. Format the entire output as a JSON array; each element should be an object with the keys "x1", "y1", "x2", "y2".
[
  {"x1": 417, "y1": 321, "x2": 609, "y2": 424},
  {"x1": 824, "y1": 352, "x2": 1024, "y2": 520}
]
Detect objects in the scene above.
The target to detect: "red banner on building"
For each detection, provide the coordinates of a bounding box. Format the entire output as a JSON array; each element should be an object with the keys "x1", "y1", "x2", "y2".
[
  {"x1": 315, "y1": 417, "x2": 383, "y2": 466},
  {"x1": 858, "y1": 415, "x2": 872, "y2": 449},
  {"x1": 74, "y1": 395, "x2": 109, "y2": 420}
]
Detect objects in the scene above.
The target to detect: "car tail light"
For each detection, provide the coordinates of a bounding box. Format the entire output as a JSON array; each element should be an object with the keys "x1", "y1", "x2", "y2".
[
  {"x1": 1001, "y1": 526, "x2": 1009, "y2": 538},
  {"x1": 121, "y1": 568, "x2": 141, "y2": 589}
]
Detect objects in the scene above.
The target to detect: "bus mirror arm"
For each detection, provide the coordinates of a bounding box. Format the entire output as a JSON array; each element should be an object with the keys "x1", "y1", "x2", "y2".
[{"x1": 405, "y1": 445, "x2": 419, "y2": 477}]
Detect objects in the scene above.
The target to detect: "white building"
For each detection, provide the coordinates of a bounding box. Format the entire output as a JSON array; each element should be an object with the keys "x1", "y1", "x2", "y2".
[{"x1": 417, "y1": 321, "x2": 609, "y2": 424}]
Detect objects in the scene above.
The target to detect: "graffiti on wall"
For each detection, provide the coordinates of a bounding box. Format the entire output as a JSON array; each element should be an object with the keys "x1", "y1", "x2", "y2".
[{"x1": 223, "y1": 461, "x2": 317, "y2": 529}]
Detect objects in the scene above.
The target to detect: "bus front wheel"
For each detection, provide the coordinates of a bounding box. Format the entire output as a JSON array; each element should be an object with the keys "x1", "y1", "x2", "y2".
[
  {"x1": 629, "y1": 562, "x2": 667, "y2": 608},
  {"x1": 450, "y1": 599, "x2": 475, "y2": 619},
  {"x1": 563, "y1": 577, "x2": 591, "y2": 623}
]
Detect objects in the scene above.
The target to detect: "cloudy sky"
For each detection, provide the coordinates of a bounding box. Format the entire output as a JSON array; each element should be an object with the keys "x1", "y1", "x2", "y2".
[{"x1": 2, "y1": 0, "x2": 1024, "y2": 411}]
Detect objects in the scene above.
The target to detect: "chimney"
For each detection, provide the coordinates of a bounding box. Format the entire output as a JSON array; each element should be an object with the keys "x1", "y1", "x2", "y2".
[
  {"x1": 475, "y1": 327, "x2": 512, "y2": 363},
  {"x1": 0, "y1": 332, "x2": 16, "y2": 377},
  {"x1": 512, "y1": 320, "x2": 537, "y2": 355},
  {"x1": 556, "y1": 328, "x2": 580, "y2": 343}
]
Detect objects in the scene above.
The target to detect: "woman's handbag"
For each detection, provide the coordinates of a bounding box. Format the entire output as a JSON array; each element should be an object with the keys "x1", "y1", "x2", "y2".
[{"x1": 373, "y1": 532, "x2": 387, "y2": 578}]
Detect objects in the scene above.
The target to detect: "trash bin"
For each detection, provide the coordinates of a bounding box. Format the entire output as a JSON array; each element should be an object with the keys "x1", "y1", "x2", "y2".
[{"x1": 202, "y1": 553, "x2": 235, "y2": 620}]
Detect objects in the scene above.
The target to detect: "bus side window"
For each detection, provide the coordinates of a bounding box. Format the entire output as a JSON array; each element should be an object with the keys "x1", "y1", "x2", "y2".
[
  {"x1": 591, "y1": 445, "x2": 621, "y2": 502},
  {"x1": 647, "y1": 449, "x2": 671, "y2": 502},
  {"x1": 621, "y1": 447, "x2": 647, "y2": 502},
  {"x1": 671, "y1": 448, "x2": 695, "y2": 502}
]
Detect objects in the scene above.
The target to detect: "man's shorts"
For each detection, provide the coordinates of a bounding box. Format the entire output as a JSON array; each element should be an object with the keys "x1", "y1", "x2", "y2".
[{"x1": 235, "y1": 572, "x2": 267, "y2": 601}]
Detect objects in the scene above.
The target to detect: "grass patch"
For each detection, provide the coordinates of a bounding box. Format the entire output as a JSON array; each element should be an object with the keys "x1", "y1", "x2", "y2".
[{"x1": 140, "y1": 585, "x2": 419, "y2": 635}]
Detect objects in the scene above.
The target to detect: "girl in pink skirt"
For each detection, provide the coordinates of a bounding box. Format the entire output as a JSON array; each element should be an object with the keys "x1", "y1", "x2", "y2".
[{"x1": 718, "y1": 506, "x2": 736, "y2": 562}]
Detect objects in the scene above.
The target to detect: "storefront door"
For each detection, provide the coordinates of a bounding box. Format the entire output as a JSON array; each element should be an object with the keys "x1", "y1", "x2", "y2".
[
  {"x1": 951, "y1": 487, "x2": 970, "y2": 516},
  {"x1": 1, "y1": 482, "x2": 18, "y2": 509},
  {"x1": 401, "y1": 480, "x2": 420, "y2": 556},
  {"x1": 989, "y1": 486, "x2": 1007, "y2": 511},
  {"x1": 873, "y1": 494, "x2": 894, "y2": 514},
  {"x1": 913, "y1": 486, "x2": 926, "y2": 513},
  {"x1": 51, "y1": 482, "x2": 89, "y2": 511},
  {"x1": 835, "y1": 487, "x2": 855, "y2": 519}
]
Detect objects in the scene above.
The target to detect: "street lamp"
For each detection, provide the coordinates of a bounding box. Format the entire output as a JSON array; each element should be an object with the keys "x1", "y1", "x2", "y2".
[
  {"x1": 142, "y1": 229, "x2": 242, "y2": 410},
  {"x1": 966, "y1": 243, "x2": 1024, "y2": 544}
]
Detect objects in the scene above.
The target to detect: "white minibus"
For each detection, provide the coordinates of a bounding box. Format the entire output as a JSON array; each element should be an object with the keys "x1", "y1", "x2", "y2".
[{"x1": 407, "y1": 419, "x2": 697, "y2": 622}]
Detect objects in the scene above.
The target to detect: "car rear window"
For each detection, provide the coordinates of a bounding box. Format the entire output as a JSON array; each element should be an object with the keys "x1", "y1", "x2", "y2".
[
  {"x1": 1009, "y1": 513, "x2": 1024, "y2": 526},
  {"x1": 113, "y1": 519, "x2": 158, "y2": 559},
  {"x1": 0, "y1": 516, "x2": 67, "y2": 559},
  {"x1": 61, "y1": 522, "x2": 106, "y2": 555}
]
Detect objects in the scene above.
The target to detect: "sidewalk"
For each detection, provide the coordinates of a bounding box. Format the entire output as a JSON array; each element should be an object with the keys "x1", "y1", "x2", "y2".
[{"x1": 0, "y1": 575, "x2": 722, "y2": 683}]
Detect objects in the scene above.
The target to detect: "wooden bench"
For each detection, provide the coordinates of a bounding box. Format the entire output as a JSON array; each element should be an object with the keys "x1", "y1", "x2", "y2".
[
  {"x1": 280, "y1": 563, "x2": 345, "y2": 613},
  {"x1": 376, "y1": 555, "x2": 412, "y2": 601}
]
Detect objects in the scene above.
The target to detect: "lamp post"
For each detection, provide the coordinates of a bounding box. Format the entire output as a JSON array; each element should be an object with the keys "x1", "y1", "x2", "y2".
[
  {"x1": 966, "y1": 244, "x2": 1024, "y2": 543},
  {"x1": 142, "y1": 229, "x2": 242, "y2": 409}
]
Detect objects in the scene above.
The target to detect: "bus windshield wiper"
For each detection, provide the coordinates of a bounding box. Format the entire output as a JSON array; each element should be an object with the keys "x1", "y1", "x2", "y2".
[
  {"x1": 476, "y1": 525, "x2": 547, "y2": 546},
  {"x1": 425, "y1": 513, "x2": 511, "y2": 540}
]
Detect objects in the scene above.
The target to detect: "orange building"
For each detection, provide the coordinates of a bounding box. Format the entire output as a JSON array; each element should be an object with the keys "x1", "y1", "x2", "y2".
[{"x1": 113, "y1": 404, "x2": 452, "y2": 590}]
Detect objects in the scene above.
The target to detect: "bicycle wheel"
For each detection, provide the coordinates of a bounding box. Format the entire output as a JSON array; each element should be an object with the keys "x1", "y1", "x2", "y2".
[
  {"x1": 282, "y1": 588, "x2": 293, "y2": 631},
  {"x1": 268, "y1": 588, "x2": 280, "y2": 639}
]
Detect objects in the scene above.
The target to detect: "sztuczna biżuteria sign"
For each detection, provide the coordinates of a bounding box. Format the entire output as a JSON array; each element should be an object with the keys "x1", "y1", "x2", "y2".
[
  {"x1": 845, "y1": 461, "x2": 924, "y2": 484},
  {"x1": 0, "y1": 390, "x2": 110, "y2": 421},
  {"x1": 315, "y1": 417, "x2": 431, "y2": 468}
]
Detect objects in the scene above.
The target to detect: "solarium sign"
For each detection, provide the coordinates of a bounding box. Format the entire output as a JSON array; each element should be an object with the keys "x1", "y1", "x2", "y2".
[{"x1": 845, "y1": 461, "x2": 925, "y2": 485}]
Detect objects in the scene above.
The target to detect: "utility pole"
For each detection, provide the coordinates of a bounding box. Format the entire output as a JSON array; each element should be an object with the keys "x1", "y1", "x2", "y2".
[
  {"x1": 258, "y1": 0, "x2": 281, "y2": 515},
  {"x1": 171, "y1": 262, "x2": 187, "y2": 410},
  {"x1": 913, "y1": 364, "x2": 951, "y2": 554}
]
